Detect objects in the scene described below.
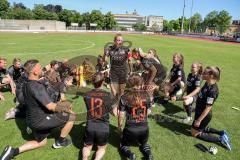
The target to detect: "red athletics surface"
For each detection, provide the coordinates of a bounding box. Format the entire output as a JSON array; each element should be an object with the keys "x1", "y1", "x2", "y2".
[{"x1": 154, "y1": 34, "x2": 240, "y2": 45}]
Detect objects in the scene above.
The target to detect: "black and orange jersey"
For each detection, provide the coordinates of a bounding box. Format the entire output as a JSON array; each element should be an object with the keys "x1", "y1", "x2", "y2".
[
  {"x1": 119, "y1": 89, "x2": 151, "y2": 127},
  {"x1": 84, "y1": 88, "x2": 112, "y2": 124}
]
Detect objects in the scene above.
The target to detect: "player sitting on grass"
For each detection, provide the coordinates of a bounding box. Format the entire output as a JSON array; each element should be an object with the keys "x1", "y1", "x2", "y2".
[
  {"x1": 191, "y1": 66, "x2": 232, "y2": 151},
  {"x1": 7, "y1": 58, "x2": 24, "y2": 84},
  {"x1": 118, "y1": 74, "x2": 153, "y2": 160},
  {"x1": 45, "y1": 60, "x2": 66, "y2": 101},
  {"x1": 163, "y1": 53, "x2": 185, "y2": 102},
  {"x1": 182, "y1": 62, "x2": 203, "y2": 123},
  {"x1": 0, "y1": 57, "x2": 16, "y2": 95},
  {"x1": 82, "y1": 72, "x2": 116, "y2": 160},
  {"x1": 0, "y1": 59, "x2": 76, "y2": 160},
  {"x1": 95, "y1": 55, "x2": 110, "y2": 88}
]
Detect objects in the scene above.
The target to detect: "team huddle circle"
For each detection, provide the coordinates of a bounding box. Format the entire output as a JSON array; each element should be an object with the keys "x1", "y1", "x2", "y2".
[{"x1": 0, "y1": 34, "x2": 232, "y2": 160}]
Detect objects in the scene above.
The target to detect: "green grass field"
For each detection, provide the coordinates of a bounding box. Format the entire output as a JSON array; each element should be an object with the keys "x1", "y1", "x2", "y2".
[{"x1": 0, "y1": 32, "x2": 240, "y2": 160}]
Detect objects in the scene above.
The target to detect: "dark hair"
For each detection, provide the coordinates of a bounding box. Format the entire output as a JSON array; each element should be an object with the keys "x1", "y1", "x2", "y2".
[
  {"x1": 204, "y1": 66, "x2": 221, "y2": 81},
  {"x1": 127, "y1": 73, "x2": 143, "y2": 88},
  {"x1": 50, "y1": 60, "x2": 58, "y2": 67},
  {"x1": 24, "y1": 59, "x2": 39, "y2": 74},
  {"x1": 97, "y1": 55, "x2": 103, "y2": 63},
  {"x1": 92, "y1": 72, "x2": 104, "y2": 88},
  {"x1": 114, "y1": 33, "x2": 122, "y2": 42},
  {"x1": 126, "y1": 74, "x2": 145, "y2": 108}
]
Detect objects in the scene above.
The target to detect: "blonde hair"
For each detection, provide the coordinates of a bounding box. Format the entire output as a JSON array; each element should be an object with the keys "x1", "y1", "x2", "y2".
[
  {"x1": 173, "y1": 53, "x2": 184, "y2": 67},
  {"x1": 13, "y1": 58, "x2": 21, "y2": 64},
  {"x1": 192, "y1": 62, "x2": 203, "y2": 75}
]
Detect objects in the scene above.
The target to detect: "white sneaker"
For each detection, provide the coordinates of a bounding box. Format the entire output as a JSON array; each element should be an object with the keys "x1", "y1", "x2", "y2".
[
  {"x1": 183, "y1": 117, "x2": 192, "y2": 123},
  {"x1": 5, "y1": 108, "x2": 18, "y2": 121}
]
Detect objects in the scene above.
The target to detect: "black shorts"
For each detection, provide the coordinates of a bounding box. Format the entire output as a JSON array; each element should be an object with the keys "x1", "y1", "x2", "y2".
[
  {"x1": 31, "y1": 112, "x2": 70, "y2": 142},
  {"x1": 121, "y1": 125, "x2": 149, "y2": 146},
  {"x1": 84, "y1": 122, "x2": 109, "y2": 146},
  {"x1": 192, "y1": 113, "x2": 212, "y2": 131},
  {"x1": 110, "y1": 69, "x2": 127, "y2": 84}
]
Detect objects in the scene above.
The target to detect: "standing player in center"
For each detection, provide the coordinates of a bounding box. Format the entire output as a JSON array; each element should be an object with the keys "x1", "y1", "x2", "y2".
[{"x1": 103, "y1": 34, "x2": 131, "y2": 108}]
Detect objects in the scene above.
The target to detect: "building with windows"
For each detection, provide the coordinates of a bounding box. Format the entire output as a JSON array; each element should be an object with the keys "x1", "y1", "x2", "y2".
[
  {"x1": 113, "y1": 13, "x2": 146, "y2": 31},
  {"x1": 113, "y1": 12, "x2": 163, "y2": 32},
  {"x1": 146, "y1": 15, "x2": 164, "y2": 32}
]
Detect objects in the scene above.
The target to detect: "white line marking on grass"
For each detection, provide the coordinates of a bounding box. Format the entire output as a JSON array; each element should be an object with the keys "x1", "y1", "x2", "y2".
[
  {"x1": 1, "y1": 43, "x2": 16, "y2": 45},
  {"x1": 7, "y1": 41, "x2": 96, "y2": 56}
]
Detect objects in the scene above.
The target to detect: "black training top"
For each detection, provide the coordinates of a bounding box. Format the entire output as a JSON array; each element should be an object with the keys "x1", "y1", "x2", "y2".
[
  {"x1": 170, "y1": 64, "x2": 185, "y2": 83},
  {"x1": 58, "y1": 63, "x2": 71, "y2": 80},
  {"x1": 104, "y1": 45, "x2": 129, "y2": 72},
  {"x1": 23, "y1": 80, "x2": 53, "y2": 128},
  {"x1": 195, "y1": 82, "x2": 219, "y2": 116},
  {"x1": 84, "y1": 88, "x2": 112, "y2": 124},
  {"x1": 140, "y1": 57, "x2": 163, "y2": 78},
  {"x1": 7, "y1": 65, "x2": 24, "y2": 81},
  {"x1": 95, "y1": 62, "x2": 109, "y2": 72},
  {"x1": 0, "y1": 68, "x2": 7, "y2": 82},
  {"x1": 186, "y1": 73, "x2": 202, "y2": 94},
  {"x1": 119, "y1": 89, "x2": 151, "y2": 127}
]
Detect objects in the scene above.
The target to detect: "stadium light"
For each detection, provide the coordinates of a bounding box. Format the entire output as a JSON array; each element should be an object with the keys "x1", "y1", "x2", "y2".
[{"x1": 181, "y1": 0, "x2": 186, "y2": 34}]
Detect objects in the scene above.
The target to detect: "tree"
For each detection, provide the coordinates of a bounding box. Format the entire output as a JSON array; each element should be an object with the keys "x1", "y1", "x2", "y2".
[
  {"x1": 54, "y1": 5, "x2": 63, "y2": 13},
  {"x1": 43, "y1": 4, "x2": 62, "y2": 13},
  {"x1": 70, "y1": 10, "x2": 83, "y2": 26},
  {"x1": 178, "y1": 17, "x2": 189, "y2": 32},
  {"x1": 133, "y1": 22, "x2": 147, "y2": 31},
  {"x1": 90, "y1": 10, "x2": 104, "y2": 30},
  {"x1": 103, "y1": 12, "x2": 116, "y2": 30},
  {"x1": 203, "y1": 10, "x2": 218, "y2": 29},
  {"x1": 163, "y1": 20, "x2": 170, "y2": 32},
  {"x1": 189, "y1": 13, "x2": 202, "y2": 32},
  {"x1": 43, "y1": 4, "x2": 55, "y2": 12},
  {"x1": 12, "y1": 8, "x2": 34, "y2": 20},
  {"x1": 203, "y1": 10, "x2": 232, "y2": 34},
  {"x1": 169, "y1": 20, "x2": 180, "y2": 32},
  {"x1": 216, "y1": 10, "x2": 232, "y2": 34},
  {"x1": 82, "y1": 12, "x2": 91, "y2": 29},
  {"x1": 13, "y1": 2, "x2": 26, "y2": 9},
  {"x1": 58, "y1": 9, "x2": 73, "y2": 26},
  {"x1": 0, "y1": 0, "x2": 10, "y2": 18},
  {"x1": 33, "y1": 4, "x2": 58, "y2": 20}
]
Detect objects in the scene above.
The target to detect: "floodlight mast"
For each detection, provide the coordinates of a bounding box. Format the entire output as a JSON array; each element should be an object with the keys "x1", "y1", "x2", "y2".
[{"x1": 181, "y1": 0, "x2": 186, "y2": 34}]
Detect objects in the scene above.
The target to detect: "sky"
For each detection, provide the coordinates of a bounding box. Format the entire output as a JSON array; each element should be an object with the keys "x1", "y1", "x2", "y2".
[{"x1": 8, "y1": 0, "x2": 240, "y2": 20}]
